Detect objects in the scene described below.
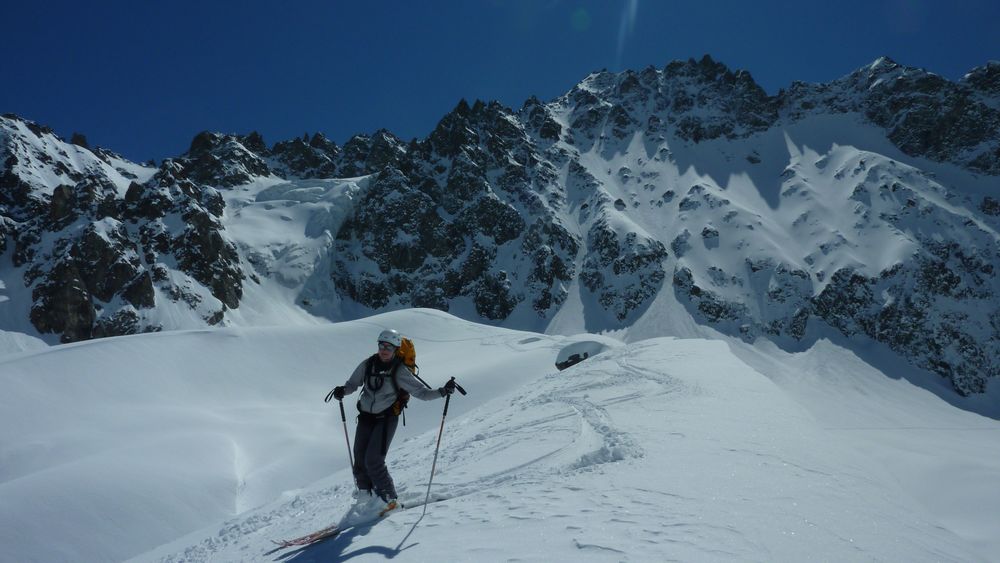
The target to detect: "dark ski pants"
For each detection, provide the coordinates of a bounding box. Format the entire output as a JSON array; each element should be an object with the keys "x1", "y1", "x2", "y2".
[{"x1": 352, "y1": 411, "x2": 399, "y2": 501}]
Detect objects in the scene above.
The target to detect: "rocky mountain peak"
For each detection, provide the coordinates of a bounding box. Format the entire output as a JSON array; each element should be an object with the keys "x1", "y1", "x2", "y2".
[
  {"x1": 428, "y1": 100, "x2": 484, "y2": 157},
  {"x1": 180, "y1": 131, "x2": 271, "y2": 187},
  {"x1": 848, "y1": 56, "x2": 947, "y2": 93},
  {"x1": 338, "y1": 129, "x2": 405, "y2": 177},
  {"x1": 665, "y1": 54, "x2": 736, "y2": 82},
  {"x1": 269, "y1": 132, "x2": 340, "y2": 179},
  {"x1": 865, "y1": 55, "x2": 903, "y2": 76},
  {"x1": 452, "y1": 98, "x2": 473, "y2": 117},
  {"x1": 186, "y1": 131, "x2": 226, "y2": 157},
  {"x1": 963, "y1": 60, "x2": 1000, "y2": 98},
  {"x1": 241, "y1": 131, "x2": 268, "y2": 155},
  {"x1": 556, "y1": 55, "x2": 777, "y2": 146},
  {"x1": 658, "y1": 55, "x2": 765, "y2": 95},
  {"x1": 425, "y1": 97, "x2": 519, "y2": 156},
  {"x1": 1, "y1": 113, "x2": 55, "y2": 139},
  {"x1": 308, "y1": 132, "x2": 338, "y2": 151}
]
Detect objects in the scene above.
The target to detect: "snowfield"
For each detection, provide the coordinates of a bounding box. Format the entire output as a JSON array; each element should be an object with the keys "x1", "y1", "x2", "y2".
[{"x1": 1, "y1": 309, "x2": 997, "y2": 562}]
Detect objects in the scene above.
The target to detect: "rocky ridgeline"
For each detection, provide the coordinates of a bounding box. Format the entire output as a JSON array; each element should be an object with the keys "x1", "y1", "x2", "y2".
[
  {"x1": 559, "y1": 55, "x2": 1000, "y2": 174},
  {"x1": 784, "y1": 57, "x2": 1000, "y2": 175},
  {"x1": 1, "y1": 115, "x2": 245, "y2": 339},
  {"x1": 2, "y1": 55, "x2": 999, "y2": 395}
]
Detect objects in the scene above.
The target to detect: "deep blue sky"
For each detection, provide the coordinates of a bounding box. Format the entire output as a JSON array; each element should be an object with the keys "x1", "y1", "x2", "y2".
[{"x1": 3, "y1": 0, "x2": 997, "y2": 163}]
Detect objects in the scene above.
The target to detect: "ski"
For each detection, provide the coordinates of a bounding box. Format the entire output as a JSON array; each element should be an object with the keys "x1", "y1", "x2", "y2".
[
  {"x1": 271, "y1": 524, "x2": 341, "y2": 548},
  {"x1": 269, "y1": 503, "x2": 398, "y2": 550},
  {"x1": 268, "y1": 495, "x2": 446, "y2": 552}
]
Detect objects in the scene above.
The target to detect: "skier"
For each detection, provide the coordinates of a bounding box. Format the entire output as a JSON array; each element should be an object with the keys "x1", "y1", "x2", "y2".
[{"x1": 329, "y1": 329, "x2": 456, "y2": 514}]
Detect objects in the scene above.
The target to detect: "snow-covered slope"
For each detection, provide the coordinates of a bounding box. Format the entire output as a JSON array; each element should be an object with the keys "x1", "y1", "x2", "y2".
[
  {"x1": 0, "y1": 327, "x2": 47, "y2": 355},
  {"x1": 1, "y1": 309, "x2": 997, "y2": 561}
]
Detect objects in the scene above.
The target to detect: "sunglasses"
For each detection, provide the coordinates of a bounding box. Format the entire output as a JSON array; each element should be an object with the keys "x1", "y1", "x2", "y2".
[{"x1": 378, "y1": 342, "x2": 396, "y2": 351}]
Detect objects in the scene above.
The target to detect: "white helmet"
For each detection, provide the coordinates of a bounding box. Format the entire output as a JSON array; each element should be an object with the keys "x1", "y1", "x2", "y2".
[{"x1": 377, "y1": 329, "x2": 402, "y2": 347}]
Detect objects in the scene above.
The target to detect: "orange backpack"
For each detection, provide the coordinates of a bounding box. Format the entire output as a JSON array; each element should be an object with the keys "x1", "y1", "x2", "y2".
[{"x1": 396, "y1": 337, "x2": 418, "y2": 373}]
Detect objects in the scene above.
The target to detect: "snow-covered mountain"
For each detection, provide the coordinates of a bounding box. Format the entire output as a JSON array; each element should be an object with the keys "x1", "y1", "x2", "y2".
[
  {"x1": 1, "y1": 309, "x2": 997, "y2": 562},
  {"x1": 2, "y1": 56, "x2": 999, "y2": 396}
]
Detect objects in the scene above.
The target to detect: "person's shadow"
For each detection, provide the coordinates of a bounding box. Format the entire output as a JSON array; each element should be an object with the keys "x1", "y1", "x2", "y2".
[{"x1": 274, "y1": 514, "x2": 424, "y2": 562}]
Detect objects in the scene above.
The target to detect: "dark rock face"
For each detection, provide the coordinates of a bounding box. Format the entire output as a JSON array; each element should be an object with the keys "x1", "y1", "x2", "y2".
[
  {"x1": 329, "y1": 100, "x2": 581, "y2": 322},
  {"x1": 962, "y1": 61, "x2": 1000, "y2": 100},
  {"x1": 1, "y1": 116, "x2": 247, "y2": 342},
  {"x1": 22, "y1": 202, "x2": 154, "y2": 342},
  {"x1": 559, "y1": 55, "x2": 780, "y2": 150},
  {"x1": 339, "y1": 131, "x2": 406, "y2": 177},
  {"x1": 270, "y1": 133, "x2": 341, "y2": 178},
  {"x1": 673, "y1": 266, "x2": 750, "y2": 328},
  {"x1": 664, "y1": 56, "x2": 779, "y2": 142},
  {"x1": 29, "y1": 260, "x2": 95, "y2": 342},
  {"x1": 981, "y1": 196, "x2": 1000, "y2": 216},
  {"x1": 93, "y1": 307, "x2": 144, "y2": 338},
  {"x1": 71, "y1": 221, "x2": 142, "y2": 302},
  {"x1": 175, "y1": 208, "x2": 242, "y2": 309},
  {"x1": 180, "y1": 131, "x2": 272, "y2": 187},
  {"x1": 136, "y1": 164, "x2": 244, "y2": 310},
  {"x1": 581, "y1": 221, "x2": 668, "y2": 321},
  {"x1": 814, "y1": 258, "x2": 996, "y2": 396}
]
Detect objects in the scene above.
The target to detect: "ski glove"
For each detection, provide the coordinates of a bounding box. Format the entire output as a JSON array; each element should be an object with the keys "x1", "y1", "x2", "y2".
[
  {"x1": 332, "y1": 386, "x2": 346, "y2": 401},
  {"x1": 439, "y1": 379, "x2": 457, "y2": 396}
]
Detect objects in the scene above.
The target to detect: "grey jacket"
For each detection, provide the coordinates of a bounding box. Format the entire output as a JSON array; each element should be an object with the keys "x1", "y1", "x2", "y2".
[{"x1": 343, "y1": 355, "x2": 443, "y2": 414}]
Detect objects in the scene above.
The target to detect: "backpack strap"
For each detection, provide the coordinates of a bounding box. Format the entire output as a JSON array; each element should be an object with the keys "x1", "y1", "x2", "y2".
[
  {"x1": 387, "y1": 358, "x2": 410, "y2": 426},
  {"x1": 360, "y1": 355, "x2": 379, "y2": 413},
  {"x1": 409, "y1": 369, "x2": 433, "y2": 390},
  {"x1": 388, "y1": 357, "x2": 403, "y2": 396}
]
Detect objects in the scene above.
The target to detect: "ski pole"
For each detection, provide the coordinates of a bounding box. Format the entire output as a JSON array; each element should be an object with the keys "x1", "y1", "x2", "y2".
[
  {"x1": 325, "y1": 388, "x2": 354, "y2": 470},
  {"x1": 339, "y1": 399, "x2": 354, "y2": 470},
  {"x1": 423, "y1": 377, "x2": 466, "y2": 516}
]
